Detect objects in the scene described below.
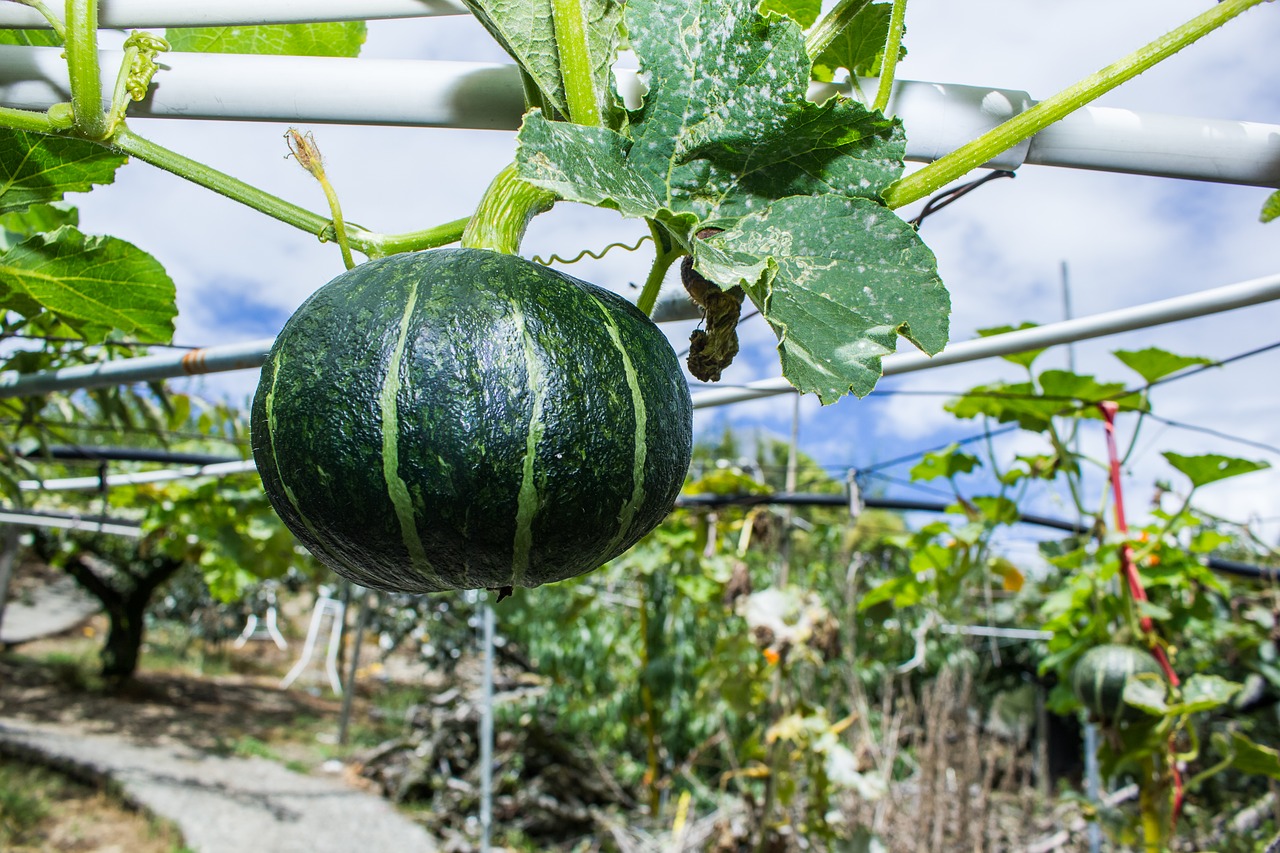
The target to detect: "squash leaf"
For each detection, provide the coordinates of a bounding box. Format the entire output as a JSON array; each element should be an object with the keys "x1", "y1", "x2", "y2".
[
  {"x1": 164, "y1": 23, "x2": 367, "y2": 57},
  {"x1": 1113, "y1": 347, "x2": 1213, "y2": 384},
  {"x1": 0, "y1": 129, "x2": 126, "y2": 215},
  {"x1": 516, "y1": 0, "x2": 945, "y2": 402},
  {"x1": 811, "y1": 2, "x2": 898, "y2": 82},
  {"x1": 1162, "y1": 452, "x2": 1270, "y2": 489},
  {"x1": 0, "y1": 226, "x2": 176, "y2": 344}
]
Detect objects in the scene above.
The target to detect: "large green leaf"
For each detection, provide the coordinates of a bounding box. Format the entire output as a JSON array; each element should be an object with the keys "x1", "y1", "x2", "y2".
[
  {"x1": 461, "y1": 0, "x2": 623, "y2": 122},
  {"x1": 0, "y1": 226, "x2": 176, "y2": 343},
  {"x1": 517, "y1": 0, "x2": 903, "y2": 227},
  {"x1": 1113, "y1": 347, "x2": 1213, "y2": 384},
  {"x1": 697, "y1": 195, "x2": 947, "y2": 400},
  {"x1": 164, "y1": 23, "x2": 367, "y2": 57},
  {"x1": 515, "y1": 0, "x2": 943, "y2": 401},
  {"x1": 0, "y1": 129, "x2": 127, "y2": 215},
  {"x1": 1162, "y1": 451, "x2": 1270, "y2": 489}
]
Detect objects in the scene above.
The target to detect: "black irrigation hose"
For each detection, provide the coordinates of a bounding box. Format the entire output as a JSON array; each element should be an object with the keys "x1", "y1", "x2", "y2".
[
  {"x1": 15, "y1": 445, "x2": 241, "y2": 467},
  {"x1": 675, "y1": 491, "x2": 1280, "y2": 582}
]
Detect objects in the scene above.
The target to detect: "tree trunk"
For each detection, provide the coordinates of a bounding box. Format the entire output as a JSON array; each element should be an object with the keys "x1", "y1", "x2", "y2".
[
  {"x1": 100, "y1": 600, "x2": 148, "y2": 681},
  {"x1": 60, "y1": 550, "x2": 183, "y2": 684}
]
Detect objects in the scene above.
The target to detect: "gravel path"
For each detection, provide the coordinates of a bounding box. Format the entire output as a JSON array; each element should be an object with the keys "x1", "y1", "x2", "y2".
[{"x1": 0, "y1": 719, "x2": 438, "y2": 853}]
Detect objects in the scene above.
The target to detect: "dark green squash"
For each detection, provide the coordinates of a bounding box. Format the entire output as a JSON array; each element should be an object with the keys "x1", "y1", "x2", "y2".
[
  {"x1": 1071, "y1": 644, "x2": 1163, "y2": 722},
  {"x1": 251, "y1": 248, "x2": 693, "y2": 594}
]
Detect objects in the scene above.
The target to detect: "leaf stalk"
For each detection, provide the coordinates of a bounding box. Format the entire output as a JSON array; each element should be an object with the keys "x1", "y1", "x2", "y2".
[
  {"x1": 871, "y1": 0, "x2": 907, "y2": 114},
  {"x1": 551, "y1": 0, "x2": 601, "y2": 127}
]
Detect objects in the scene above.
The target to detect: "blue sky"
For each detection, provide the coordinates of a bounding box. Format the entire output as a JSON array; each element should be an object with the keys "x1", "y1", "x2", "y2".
[{"x1": 71, "y1": 1, "x2": 1280, "y2": 548}]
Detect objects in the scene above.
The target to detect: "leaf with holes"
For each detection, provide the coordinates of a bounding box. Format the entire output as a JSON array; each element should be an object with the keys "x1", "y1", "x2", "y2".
[
  {"x1": 516, "y1": 0, "x2": 905, "y2": 228},
  {"x1": 516, "y1": 0, "x2": 943, "y2": 402},
  {"x1": 0, "y1": 226, "x2": 176, "y2": 344},
  {"x1": 693, "y1": 195, "x2": 947, "y2": 401},
  {"x1": 0, "y1": 129, "x2": 127, "y2": 215}
]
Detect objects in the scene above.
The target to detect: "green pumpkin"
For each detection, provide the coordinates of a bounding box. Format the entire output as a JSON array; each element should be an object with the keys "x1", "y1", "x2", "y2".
[
  {"x1": 251, "y1": 248, "x2": 693, "y2": 594},
  {"x1": 1071, "y1": 644, "x2": 1163, "y2": 722}
]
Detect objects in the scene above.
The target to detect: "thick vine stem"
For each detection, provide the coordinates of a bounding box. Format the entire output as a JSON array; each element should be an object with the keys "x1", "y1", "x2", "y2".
[
  {"x1": 65, "y1": 0, "x2": 108, "y2": 139},
  {"x1": 883, "y1": 0, "x2": 1271, "y2": 209},
  {"x1": 460, "y1": 163, "x2": 556, "y2": 255}
]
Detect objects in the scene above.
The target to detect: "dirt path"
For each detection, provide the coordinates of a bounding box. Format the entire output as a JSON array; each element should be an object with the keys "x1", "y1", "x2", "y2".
[{"x1": 0, "y1": 656, "x2": 438, "y2": 853}]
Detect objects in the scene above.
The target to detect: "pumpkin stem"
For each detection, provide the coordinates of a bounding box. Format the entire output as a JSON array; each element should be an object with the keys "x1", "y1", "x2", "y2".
[{"x1": 462, "y1": 164, "x2": 557, "y2": 255}]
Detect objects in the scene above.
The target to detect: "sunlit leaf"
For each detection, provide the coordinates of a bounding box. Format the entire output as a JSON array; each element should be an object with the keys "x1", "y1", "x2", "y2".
[
  {"x1": 759, "y1": 0, "x2": 821, "y2": 27},
  {"x1": 1162, "y1": 452, "x2": 1270, "y2": 489},
  {"x1": 811, "y1": 2, "x2": 899, "y2": 81},
  {"x1": 165, "y1": 22, "x2": 367, "y2": 57},
  {"x1": 1113, "y1": 347, "x2": 1213, "y2": 384},
  {"x1": 0, "y1": 226, "x2": 176, "y2": 343},
  {"x1": 1262, "y1": 190, "x2": 1280, "y2": 224},
  {"x1": 976, "y1": 323, "x2": 1044, "y2": 369},
  {"x1": 909, "y1": 443, "x2": 980, "y2": 482},
  {"x1": 461, "y1": 0, "x2": 622, "y2": 122},
  {"x1": 0, "y1": 129, "x2": 126, "y2": 215}
]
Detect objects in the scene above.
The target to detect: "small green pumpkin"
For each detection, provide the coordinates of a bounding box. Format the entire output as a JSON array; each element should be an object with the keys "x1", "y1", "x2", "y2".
[
  {"x1": 251, "y1": 248, "x2": 693, "y2": 594},
  {"x1": 1071, "y1": 644, "x2": 1163, "y2": 722}
]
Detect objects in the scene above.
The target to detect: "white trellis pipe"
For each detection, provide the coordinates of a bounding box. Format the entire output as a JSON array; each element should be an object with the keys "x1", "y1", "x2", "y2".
[
  {"x1": 687, "y1": 270, "x2": 1280, "y2": 409},
  {"x1": 0, "y1": 509, "x2": 141, "y2": 537},
  {"x1": 0, "y1": 0, "x2": 466, "y2": 28},
  {"x1": 0, "y1": 338, "x2": 271, "y2": 399},
  {"x1": 17, "y1": 459, "x2": 257, "y2": 492},
  {"x1": 0, "y1": 45, "x2": 1277, "y2": 187},
  {"x1": 3, "y1": 271, "x2": 1280, "y2": 404}
]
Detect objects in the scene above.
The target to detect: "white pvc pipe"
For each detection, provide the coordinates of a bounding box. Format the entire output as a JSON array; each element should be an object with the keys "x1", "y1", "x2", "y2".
[
  {"x1": 0, "y1": 46, "x2": 526, "y2": 131},
  {"x1": 0, "y1": 45, "x2": 1276, "y2": 187},
  {"x1": 0, "y1": 0, "x2": 465, "y2": 28},
  {"x1": 18, "y1": 459, "x2": 257, "y2": 492},
  {"x1": 688, "y1": 270, "x2": 1280, "y2": 409},
  {"x1": 0, "y1": 509, "x2": 141, "y2": 537},
  {"x1": 4, "y1": 272, "x2": 1279, "y2": 407}
]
